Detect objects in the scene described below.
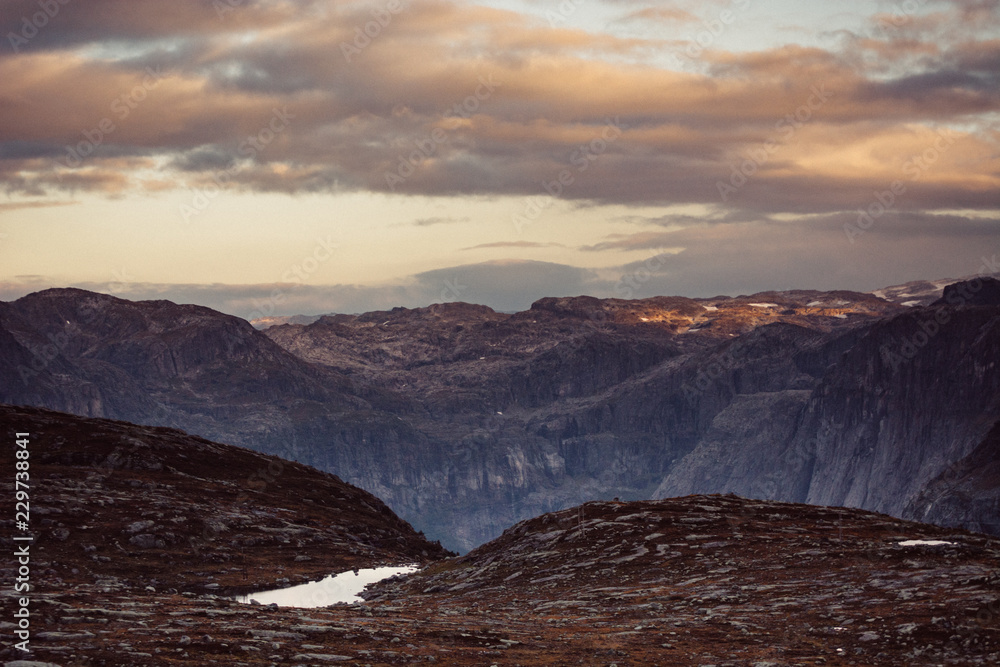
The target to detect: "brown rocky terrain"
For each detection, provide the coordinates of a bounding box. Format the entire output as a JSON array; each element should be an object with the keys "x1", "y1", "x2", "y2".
[
  {"x1": 0, "y1": 404, "x2": 450, "y2": 601},
  {"x1": 2, "y1": 458, "x2": 997, "y2": 666}
]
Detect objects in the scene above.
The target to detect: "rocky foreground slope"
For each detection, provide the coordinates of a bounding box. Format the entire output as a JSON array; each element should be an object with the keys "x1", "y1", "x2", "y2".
[
  {"x1": 2, "y1": 471, "x2": 997, "y2": 666},
  {"x1": 2, "y1": 280, "x2": 999, "y2": 551},
  {"x1": 0, "y1": 404, "x2": 450, "y2": 600}
]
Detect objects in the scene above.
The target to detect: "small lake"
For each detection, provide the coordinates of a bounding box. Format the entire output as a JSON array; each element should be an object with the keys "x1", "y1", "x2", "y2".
[{"x1": 234, "y1": 565, "x2": 418, "y2": 608}]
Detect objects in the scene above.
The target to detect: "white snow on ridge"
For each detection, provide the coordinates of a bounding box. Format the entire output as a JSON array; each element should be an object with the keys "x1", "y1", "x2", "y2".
[
  {"x1": 806, "y1": 301, "x2": 822, "y2": 307},
  {"x1": 898, "y1": 539, "x2": 955, "y2": 547},
  {"x1": 702, "y1": 305, "x2": 718, "y2": 311},
  {"x1": 901, "y1": 300, "x2": 922, "y2": 307},
  {"x1": 748, "y1": 303, "x2": 778, "y2": 308}
]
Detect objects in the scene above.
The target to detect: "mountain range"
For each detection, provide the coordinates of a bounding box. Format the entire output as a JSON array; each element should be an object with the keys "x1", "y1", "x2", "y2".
[{"x1": 2, "y1": 276, "x2": 998, "y2": 552}]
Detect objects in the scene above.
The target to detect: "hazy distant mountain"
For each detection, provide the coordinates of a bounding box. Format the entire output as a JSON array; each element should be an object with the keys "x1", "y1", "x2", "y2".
[
  {"x1": 1, "y1": 282, "x2": 998, "y2": 551},
  {"x1": 249, "y1": 314, "x2": 324, "y2": 330}
]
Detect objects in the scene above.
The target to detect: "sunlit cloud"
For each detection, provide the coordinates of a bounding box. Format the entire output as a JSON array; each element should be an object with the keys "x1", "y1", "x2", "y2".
[{"x1": 1, "y1": 0, "x2": 998, "y2": 309}]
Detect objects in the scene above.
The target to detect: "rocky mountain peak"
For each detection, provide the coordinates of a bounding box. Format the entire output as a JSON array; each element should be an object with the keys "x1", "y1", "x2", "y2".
[{"x1": 936, "y1": 276, "x2": 1000, "y2": 307}]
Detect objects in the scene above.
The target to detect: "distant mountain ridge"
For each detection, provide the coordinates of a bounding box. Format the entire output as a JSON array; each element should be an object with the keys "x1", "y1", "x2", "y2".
[
  {"x1": 245, "y1": 272, "x2": 999, "y2": 325},
  {"x1": 250, "y1": 314, "x2": 323, "y2": 330},
  {"x1": 1, "y1": 280, "x2": 998, "y2": 551},
  {"x1": 873, "y1": 270, "x2": 1000, "y2": 306}
]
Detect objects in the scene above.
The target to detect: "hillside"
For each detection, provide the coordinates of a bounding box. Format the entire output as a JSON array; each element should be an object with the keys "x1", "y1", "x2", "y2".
[
  {"x1": 0, "y1": 404, "x2": 450, "y2": 598},
  {"x1": 2, "y1": 487, "x2": 996, "y2": 665}
]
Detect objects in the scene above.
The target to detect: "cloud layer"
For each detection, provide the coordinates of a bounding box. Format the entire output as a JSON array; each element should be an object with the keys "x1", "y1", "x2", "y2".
[
  {"x1": 1, "y1": 0, "x2": 997, "y2": 215},
  {"x1": 1, "y1": 0, "x2": 998, "y2": 313}
]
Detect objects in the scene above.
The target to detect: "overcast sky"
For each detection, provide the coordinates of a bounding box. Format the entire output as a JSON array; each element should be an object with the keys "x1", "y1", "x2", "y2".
[{"x1": 0, "y1": 0, "x2": 997, "y2": 317}]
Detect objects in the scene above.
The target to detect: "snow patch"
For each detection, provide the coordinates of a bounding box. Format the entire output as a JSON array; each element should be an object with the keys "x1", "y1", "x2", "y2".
[
  {"x1": 898, "y1": 539, "x2": 955, "y2": 547},
  {"x1": 234, "y1": 566, "x2": 418, "y2": 608},
  {"x1": 702, "y1": 305, "x2": 719, "y2": 311},
  {"x1": 748, "y1": 303, "x2": 777, "y2": 308}
]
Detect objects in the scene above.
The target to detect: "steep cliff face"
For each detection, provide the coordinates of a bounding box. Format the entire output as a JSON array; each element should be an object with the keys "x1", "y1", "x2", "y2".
[
  {"x1": 1, "y1": 283, "x2": 996, "y2": 552},
  {"x1": 653, "y1": 286, "x2": 1000, "y2": 539},
  {"x1": 904, "y1": 420, "x2": 1000, "y2": 534},
  {"x1": 801, "y1": 304, "x2": 1000, "y2": 515}
]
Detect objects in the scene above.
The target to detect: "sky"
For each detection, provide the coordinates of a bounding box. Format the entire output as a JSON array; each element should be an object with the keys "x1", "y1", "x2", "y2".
[{"x1": 0, "y1": 0, "x2": 998, "y2": 317}]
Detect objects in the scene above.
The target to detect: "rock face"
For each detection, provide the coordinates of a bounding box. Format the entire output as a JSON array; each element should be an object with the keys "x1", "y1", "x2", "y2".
[
  {"x1": 1, "y1": 282, "x2": 998, "y2": 552},
  {"x1": 905, "y1": 421, "x2": 1000, "y2": 535},
  {"x1": 655, "y1": 288, "x2": 1000, "y2": 538}
]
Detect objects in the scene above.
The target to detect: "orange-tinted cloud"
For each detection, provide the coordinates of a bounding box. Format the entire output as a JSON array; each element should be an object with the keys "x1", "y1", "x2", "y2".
[{"x1": 0, "y1": 0, "x2": 997, "y2": 216}]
